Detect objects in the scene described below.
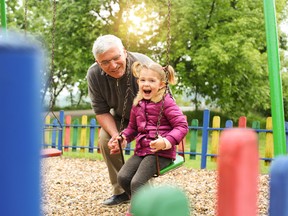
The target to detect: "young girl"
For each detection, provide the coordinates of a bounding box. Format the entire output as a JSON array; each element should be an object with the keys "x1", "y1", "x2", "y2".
[{"x1": 108, "y1": 61, "x2": 188, "y2": 200}]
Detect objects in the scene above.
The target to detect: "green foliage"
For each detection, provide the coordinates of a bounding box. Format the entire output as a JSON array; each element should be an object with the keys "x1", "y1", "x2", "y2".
[
  {"x1": 281, "y1": 72, "x2": 288, "y2": 120},
  {"x1": 4, "y1": 0, "x2": 288, "y2": 118},
  {"x1": 184, "y1": 110, "x2": 231, "y2": 128},
  {"x1": 53, "y1": 103, "x2": 92, "y2": 111},
  {"x1": 169, "y1": 0, "x2": 287, "y2": 117}
]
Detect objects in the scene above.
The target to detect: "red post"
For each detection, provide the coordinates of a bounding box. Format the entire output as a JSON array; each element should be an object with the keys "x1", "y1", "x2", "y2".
[
  {"x1": 217, "y1": 128, "x2": 258, "y2": 216},
  {"x1": 238, "y1": 116, "x2": 247, "y2": 128},
  {"x1": 64, "y1": 115, "x2": 71, "y2": 152}
]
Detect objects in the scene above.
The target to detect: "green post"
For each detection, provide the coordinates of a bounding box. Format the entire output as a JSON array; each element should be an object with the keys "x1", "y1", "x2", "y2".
[
  {"x1": 1, "y1": 0, "x2": 7, "y2": 31},
  {"x1": 263, "y1": 0, "x2": 287, "y2": 155}
]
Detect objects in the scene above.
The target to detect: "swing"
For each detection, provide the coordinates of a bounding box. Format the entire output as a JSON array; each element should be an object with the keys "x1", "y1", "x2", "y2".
[
  {"x1": 42, "y1": 0, "x2": 62, "y2": 157},
  {"x1": 155, "y1": 0, "x2": 186, "y2": 176},
  {"x1": 23, "y1": 0, "x2": 63, "y2": 131},
  {"x1": 42, "y1": 0, "x2": 63, "y2": 131},
  {"x1": 155, "y1": 139, "x2": 185, "y2": 176},
  {"x1": 158, "y1": 145, "x2": 185, "y2": 176},
  {"x1": 118, "y1": 0, "x2": 185, "y2": 176},
  {"x1": 23, "y1": 0, "x2": 62, "y2": 157}
]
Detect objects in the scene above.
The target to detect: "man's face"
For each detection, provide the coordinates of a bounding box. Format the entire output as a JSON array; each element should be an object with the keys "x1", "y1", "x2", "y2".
[{"x1": 96, "y1": 46, "x2": 127, "y2": 79}]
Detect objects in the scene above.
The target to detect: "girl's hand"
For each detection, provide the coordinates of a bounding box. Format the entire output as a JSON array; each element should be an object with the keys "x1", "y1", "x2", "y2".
[{"x1": 149, "y1": 136, "x2": 166, "y2": 152}]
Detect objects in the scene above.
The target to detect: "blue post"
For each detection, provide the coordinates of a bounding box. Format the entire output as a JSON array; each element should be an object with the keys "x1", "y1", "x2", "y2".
[
  {"x1": 57, "y1": 110, "x2": 64, "y2": 151},
  {"x1": 201, "y1": 109, "x2": 210, "y2": 169},
  {"x1": 0, "y1": 33, "x2": 42, "y2": 215},
  {"x1": 89, "y1": 118, "x2": 96, "y2": 153},
  {"x1": 225, "y1": 120, "x2": 233, "y2": 128},
  {"x1": 52, "y1": 119, "x2": 57, "y2": 148},
  {"x1": 125, "y1": 142, "x2": 131, "y2": 155},
  {"x1": 269, "y1": 156, "x2": 288, "y2": 216}
]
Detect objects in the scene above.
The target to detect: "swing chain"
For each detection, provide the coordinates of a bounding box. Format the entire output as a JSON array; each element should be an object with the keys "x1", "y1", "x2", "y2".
[
  {"x1": 118, "y1": 63, "x2": 133, "y2": 165},
  {"x1": 48, "y1": 0, "x2": 57, "y2": 110},
  {"x1": 117, "y1": 1, "x2": 136, "y2": 164},
  {"x1": 165, "y1": 0, "x2": 171, "y2": 66},
  {"x1": 119, "y1": 0, "x2": 133, "y2": 133},
  {"x1": 119, "y1": 70, "x2": 131, "y2": 133},
  {"x1": 155, "y1": 66, "x2": 170, "y2": 139},
  {"x1": 24, "y1": 0, "x2": 28, "y2": 35},
  {"x1": 155, "y1": 0, "x2": 172, "y2": 138},
  {"x1": 125, "y1": 0, "x2": 131, "y2": 51},
  {"x1": 44, "y1": 0, "x2": 62, "y2": 130},
  {"x1": 154, "y1": 0, "x2": 172, "y2": 177}
]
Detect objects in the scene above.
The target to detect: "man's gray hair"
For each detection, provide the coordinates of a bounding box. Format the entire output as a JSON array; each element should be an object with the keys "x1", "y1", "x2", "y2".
[{"x1": 92, "y1": 34, "x2": 124, "y2": 59}]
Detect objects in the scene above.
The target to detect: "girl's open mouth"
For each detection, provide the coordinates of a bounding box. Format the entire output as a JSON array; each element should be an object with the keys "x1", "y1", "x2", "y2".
[{"x1": 143, "y1": 90, "x2": 151, "y2": 94}]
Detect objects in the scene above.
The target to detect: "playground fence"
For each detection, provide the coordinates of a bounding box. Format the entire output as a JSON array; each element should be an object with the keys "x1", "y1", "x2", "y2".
[{"x1": 43, "y1": 109, "x2": 288, "y2": 169}]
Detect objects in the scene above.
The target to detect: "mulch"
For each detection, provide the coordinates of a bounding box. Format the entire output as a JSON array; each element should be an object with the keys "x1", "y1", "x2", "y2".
[{"x1": 41, "y1": 157, "x2": 269, "y2": 216}]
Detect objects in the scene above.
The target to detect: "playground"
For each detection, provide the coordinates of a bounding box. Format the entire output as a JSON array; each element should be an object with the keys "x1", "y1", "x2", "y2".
[
  {"x1": 1, "y1": 1, "x2": 288, "y2": 216},
  {"x1": 41, "y1": 157, "x2": 270, "y2": 216}
]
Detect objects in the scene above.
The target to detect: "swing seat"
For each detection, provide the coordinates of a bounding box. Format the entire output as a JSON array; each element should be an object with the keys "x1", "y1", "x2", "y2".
[
  {"x1": 41, "y1": 148, "x2": 62, "y2": 157},
  {"x1": 159, "y1": 154, "x2": 185, "y2": 175}
]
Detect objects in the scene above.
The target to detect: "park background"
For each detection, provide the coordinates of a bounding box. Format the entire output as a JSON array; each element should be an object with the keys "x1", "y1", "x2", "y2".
[
  {"x1": 1, "y1": 1, "x2": 288, "y2": 215},
  {"x1": 3, "y1": 0, "x2": 288, "y2": 122},
  {"x1": 4, "y1": 0, "x2": 288, "y2": 169}
]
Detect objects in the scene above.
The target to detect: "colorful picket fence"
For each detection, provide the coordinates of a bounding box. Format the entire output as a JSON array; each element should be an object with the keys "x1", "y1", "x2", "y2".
[{"x1": 43, "y1": 109, "x2": 288, "y2": 169}]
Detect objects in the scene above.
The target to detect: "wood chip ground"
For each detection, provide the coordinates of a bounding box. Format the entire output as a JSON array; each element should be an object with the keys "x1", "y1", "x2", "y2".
[{"x1": 41, "y1": 157, "x2": 269, "y2": 216}]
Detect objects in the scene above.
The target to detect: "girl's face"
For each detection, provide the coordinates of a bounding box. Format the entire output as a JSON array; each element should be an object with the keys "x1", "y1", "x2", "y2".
[{"x1": 137, "y1": 68, "x2": 165, "y2": 100}]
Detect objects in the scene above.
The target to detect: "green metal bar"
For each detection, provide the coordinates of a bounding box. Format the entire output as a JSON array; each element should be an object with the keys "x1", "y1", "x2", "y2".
[
  {"x1": 190, "y1": 119, "x2": 198, "y2": 160},
  {"x1": 263, "y1": 0, "x2": 287, "y2": 155},
  {"x1": 1, "y1": 0, "x2": 7, "y2": 30}
]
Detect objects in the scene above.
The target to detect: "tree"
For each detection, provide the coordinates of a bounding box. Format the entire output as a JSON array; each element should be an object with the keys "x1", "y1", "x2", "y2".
[
  {"x1": 5, "y1": 0, "x2": 105, "y2": 108},
  {"x1": 3, "y1": 0, "x2": 287, "y2": 117},
  {"x1": 167, "y1": 0, "x2": 287, "y2": 117}
]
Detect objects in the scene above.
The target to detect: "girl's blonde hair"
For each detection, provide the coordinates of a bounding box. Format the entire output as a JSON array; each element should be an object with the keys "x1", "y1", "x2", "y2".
[{"x1": 132, "y1": 61, "x2": 177, "y2": 85}]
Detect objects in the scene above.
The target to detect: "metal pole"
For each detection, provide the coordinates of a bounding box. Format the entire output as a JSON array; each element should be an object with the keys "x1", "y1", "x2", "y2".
[
  {"x1": 263, "y1": 0, "x2": 287, "y2": 155},
  {"x1": 1, "y1": 0, "x2": 7, "y2": 31}
]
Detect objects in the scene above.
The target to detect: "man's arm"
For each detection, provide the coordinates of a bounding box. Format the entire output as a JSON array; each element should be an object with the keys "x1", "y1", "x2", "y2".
[
  {"x1": 96, "y1": 113, "x2": 119, "y2": 138},
  {"x1": 97, "y1": 113, "x2": 123, "y2": 154}
]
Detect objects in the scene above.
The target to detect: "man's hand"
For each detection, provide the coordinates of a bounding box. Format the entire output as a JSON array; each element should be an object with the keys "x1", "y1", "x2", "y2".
[{"x1": 108, "y1": 134, "x2": 127, "y2": 154}]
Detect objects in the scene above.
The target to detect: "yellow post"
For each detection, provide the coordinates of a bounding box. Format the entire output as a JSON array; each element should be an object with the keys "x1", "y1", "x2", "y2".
[
  {"x1": 44, "y1": 116, "x2": 51, "y2": 146},
  {"x1": 80, "y1": 115, "x2": 87, "y2": 153},
  {"x1": 211, "y1": 116, "x2": 220, "y2": 162},
  {"x1": 265, "y1": 117, "x2": 274, "y2": 165}
]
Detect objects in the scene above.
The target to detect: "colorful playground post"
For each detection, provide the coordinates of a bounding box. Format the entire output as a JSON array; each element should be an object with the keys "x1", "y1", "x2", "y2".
[
  {"x1": 0, "y1": 0, "x2": 7, "y2": 31},
  {"x1": 269, "y1": 156, "x2": 288, "y2": 216},
  {"x1": 263, "y1": 0, "x2": 287, "y2": 155},
  {"x1": 217, "y1": 129, "x2": 258, "y2": 216},
  {"x1": 0, "y1": 33, "x2": 42, "y2": 215}
]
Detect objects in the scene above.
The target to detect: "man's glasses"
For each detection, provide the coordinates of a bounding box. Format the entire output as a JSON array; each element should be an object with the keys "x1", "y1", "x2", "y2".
[{"x1": 99, "y1": 54, "x2": 122, "y2": 67}]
